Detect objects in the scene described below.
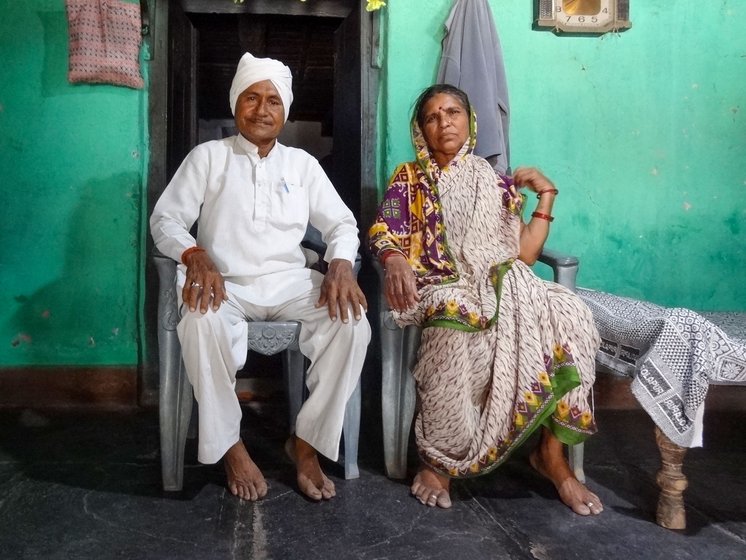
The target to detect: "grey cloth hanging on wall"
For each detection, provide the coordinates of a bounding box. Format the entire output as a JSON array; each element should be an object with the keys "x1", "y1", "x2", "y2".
[{"x1": 437, "y1": 0, "x2": 510, "y2": 173}]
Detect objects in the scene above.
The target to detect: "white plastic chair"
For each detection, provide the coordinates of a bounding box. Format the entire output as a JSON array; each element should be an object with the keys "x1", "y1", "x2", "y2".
[{"x1": 154, "y1": 230, "x2": 361, "y2": 491}]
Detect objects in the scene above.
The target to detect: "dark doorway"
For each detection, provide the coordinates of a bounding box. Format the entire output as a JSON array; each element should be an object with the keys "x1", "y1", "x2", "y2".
[
  {"x1": 166, "y1": 0, "x2": 363, "y2": 217},
  {"x1": 142, "y1": 0, "x2": 380, "y2": 405}
]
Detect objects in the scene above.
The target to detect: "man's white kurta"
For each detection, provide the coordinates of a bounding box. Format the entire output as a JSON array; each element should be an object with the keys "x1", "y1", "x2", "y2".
[
  {"x1": 151, "y1": 134, "x2": 360, "y2": 302},
  {"x1": 150, "y1": 134, "x2": 370, "y2": 464}
]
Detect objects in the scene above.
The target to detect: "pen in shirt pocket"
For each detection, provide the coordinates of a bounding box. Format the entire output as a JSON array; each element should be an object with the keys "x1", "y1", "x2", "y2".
[{"x1": 280, "y1": 178, "x2": 290, "y2": 193}]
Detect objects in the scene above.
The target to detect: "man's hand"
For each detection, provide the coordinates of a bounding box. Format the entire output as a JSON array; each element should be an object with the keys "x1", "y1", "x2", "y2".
[
  {"x1": 382, "y1": 255, "x2": 420, "y2": 312},
  {"x1": 183, "y1": 251, "x2": 227, "y2": 313},
  {"x1": 316, "y1": 259, "x2": 368, "y2": 322}
]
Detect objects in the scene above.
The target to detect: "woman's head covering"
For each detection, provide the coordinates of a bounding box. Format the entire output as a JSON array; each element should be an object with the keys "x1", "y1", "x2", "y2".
[
  {"x1": 411, "y1": 85, "x2": 478, "y2": 187},
  {"x1": 229, "y1": 52, "x2": 293, "y2": 122}
]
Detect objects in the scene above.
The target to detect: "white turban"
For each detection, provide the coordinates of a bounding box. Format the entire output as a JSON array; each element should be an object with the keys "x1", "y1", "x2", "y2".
[{"x1": 229, "y1": 52, "x2": 293, "y2": 122}]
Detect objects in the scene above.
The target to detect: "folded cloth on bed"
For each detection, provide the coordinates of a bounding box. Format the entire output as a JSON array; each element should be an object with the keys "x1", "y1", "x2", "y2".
[
  {"x1": 577, "y1": 288, "x2": 746, "y2": 448},
  {"x1": 66, "y1": 0, "x2": 144, "y2": 89}
]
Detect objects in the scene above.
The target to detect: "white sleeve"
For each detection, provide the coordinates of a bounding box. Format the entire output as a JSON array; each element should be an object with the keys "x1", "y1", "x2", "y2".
[
  {"x1": 149, "y1": 146, "x2": 208, "y2": 263},
  {"x1": 305, "y1": 157, "x2": 360, "y2": 265}
]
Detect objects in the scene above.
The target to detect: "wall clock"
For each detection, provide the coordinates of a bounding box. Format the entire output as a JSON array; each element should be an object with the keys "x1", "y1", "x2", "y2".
[{"x1": 536, "y1": 0, "x2": 631, "y2": 34}]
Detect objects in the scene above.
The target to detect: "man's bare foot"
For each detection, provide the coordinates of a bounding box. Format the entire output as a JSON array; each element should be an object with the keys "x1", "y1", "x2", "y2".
[
  {"x1": 285, "y1": 436, "x2": 335, "y2": 501},
  {"x1": 411, "y1": 466, "x2": 452, "y2": 508},
  {"x1": 529, "y1": 428, "x2": 603, "y2": 516},
  {"x1": 223, "y1": 439, "x2": 268, "y2": 501}
]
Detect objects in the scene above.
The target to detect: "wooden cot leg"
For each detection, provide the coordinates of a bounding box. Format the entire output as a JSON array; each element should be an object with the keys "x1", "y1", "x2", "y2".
[{"x1": 654, "y1": 426, "x2": 688, "y2": 530}]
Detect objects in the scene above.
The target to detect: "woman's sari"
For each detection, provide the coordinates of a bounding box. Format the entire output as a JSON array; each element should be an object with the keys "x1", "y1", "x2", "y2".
[{"x1": 369, "y1": 113, "x2": 600, "y2": 478}]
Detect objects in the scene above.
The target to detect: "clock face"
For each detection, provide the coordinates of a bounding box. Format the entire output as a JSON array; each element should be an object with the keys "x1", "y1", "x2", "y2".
[
  {"x1": 563, "y1": 1, "x2": 613, "y2": 28},
  {"x1": 537, "y1": 0, "x2": 631, "y2": 33}
]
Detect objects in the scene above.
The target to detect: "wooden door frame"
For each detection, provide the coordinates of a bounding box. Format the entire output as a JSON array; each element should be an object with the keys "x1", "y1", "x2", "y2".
[{"x1": 141, "y1": 0, "x2": 381, "y2": 405}]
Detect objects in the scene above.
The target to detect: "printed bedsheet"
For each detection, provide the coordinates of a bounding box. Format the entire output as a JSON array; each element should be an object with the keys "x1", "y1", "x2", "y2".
[{"x1": 577, "y1": 289, "x2": 746, "y2": 448}]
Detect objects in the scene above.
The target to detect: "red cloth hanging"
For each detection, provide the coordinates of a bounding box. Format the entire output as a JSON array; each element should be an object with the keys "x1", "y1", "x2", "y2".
[{"x1": 65, "y1": 0, "x2": 144, "y2": 89}]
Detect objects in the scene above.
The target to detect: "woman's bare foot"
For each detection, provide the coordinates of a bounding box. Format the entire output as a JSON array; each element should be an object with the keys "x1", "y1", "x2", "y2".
[
  {"x1": 411, "y1": 465, "x2": 452, "y2": 508},
  {"x1": 223, "y1": 439, "x2": 268, "y2": 501},
  {"x1": 529, "y1": 428, "x2": 603, "y2": 516},
  {"x1": 285, "y1": 436, "x2": 336, "y2": 501}
]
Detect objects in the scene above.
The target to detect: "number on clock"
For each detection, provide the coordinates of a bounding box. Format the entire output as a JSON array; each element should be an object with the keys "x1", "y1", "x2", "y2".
[{"x1": 536, "y1": 0, "x2": 631, "y2": 34}]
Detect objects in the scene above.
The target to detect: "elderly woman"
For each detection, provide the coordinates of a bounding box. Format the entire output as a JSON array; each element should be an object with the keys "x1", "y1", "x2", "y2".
[{"x1": 369, "y1": 84, "x2": 603, "y2": 515}]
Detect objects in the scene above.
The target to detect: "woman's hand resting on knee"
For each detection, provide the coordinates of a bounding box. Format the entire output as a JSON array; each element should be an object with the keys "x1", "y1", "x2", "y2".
[{"x1": 383, "y1": 255, "x2": 420, "y2": 312}]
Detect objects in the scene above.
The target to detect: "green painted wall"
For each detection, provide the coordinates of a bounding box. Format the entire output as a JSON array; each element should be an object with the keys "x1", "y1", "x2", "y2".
[
  {"x1": 379, "y1": 1, "x2": 746, "y2": 311},
  {"x1": 0, "y1": 0, "x2": 147, "y2": 366},
  {"x1": 1, "y1": 0, "x2": 743, "y2": 370}
]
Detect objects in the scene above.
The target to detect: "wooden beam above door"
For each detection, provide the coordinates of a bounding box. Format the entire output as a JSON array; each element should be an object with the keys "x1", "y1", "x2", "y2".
[{"x1": 181, "y1": 0, "x2": 354, "y2": 18}]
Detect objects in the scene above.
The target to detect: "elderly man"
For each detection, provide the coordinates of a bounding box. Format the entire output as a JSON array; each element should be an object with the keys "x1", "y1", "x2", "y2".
[{"x1": 150, "y1": 53, "x2": 370, "y2": 501}]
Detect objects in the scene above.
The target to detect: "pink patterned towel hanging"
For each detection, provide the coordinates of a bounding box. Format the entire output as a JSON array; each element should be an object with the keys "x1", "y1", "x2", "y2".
[{"x1": 66, "y1": 0, "x2": 144, "y2": 89}]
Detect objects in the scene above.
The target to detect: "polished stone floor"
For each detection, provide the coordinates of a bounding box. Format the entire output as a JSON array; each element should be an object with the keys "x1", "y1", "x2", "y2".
[{"x1": 0, "y1": 401, "x2": 744, "y2": 560}]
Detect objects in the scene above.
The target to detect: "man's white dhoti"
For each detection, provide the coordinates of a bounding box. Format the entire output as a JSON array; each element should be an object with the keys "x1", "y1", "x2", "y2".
[{"x1": 177, "y1": 272, "x2": 370, "y2": 465}]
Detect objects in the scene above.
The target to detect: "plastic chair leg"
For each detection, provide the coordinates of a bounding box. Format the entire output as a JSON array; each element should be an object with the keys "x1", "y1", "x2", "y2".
[
  {"x1": 342, "y1": 378, "x2": 361, "y2": 479},
  {"x1": 569, "y1": 443, "x2": 585, "y2": 483},
  {"x1": 283, "y1": 346, "x2": 307, "y2": 430},
  {"x1": 160, "y1": 359, "x2": 193, "y2": 491},
  {"x1": 381, "y1": 322, "x2": 419, "y2": 479}
]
